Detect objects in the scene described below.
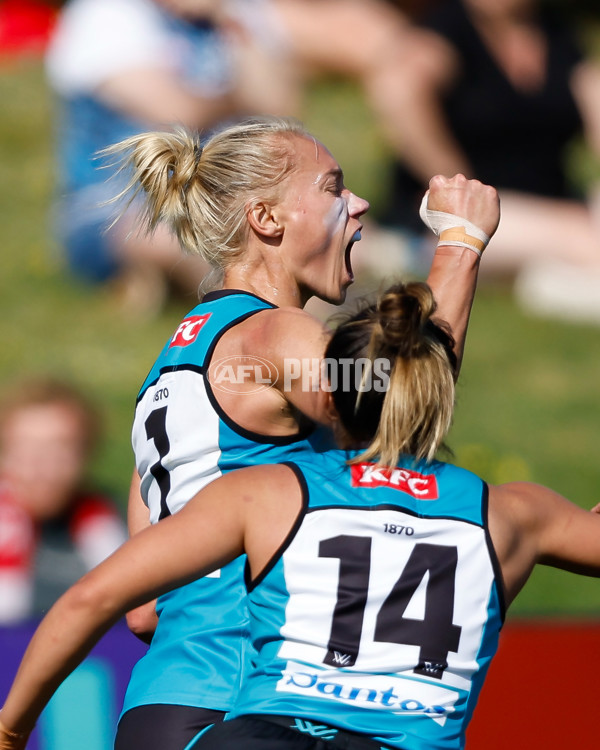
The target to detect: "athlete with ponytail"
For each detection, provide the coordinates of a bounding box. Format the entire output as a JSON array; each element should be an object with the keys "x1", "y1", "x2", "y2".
[
  {"x1": 81, "y1": 114, "x2": 498, "y2": 750},
  {"x1": 2, "y1": 280, "x2": 600, "y2": 750},
  {"x1": 0, "y1": 113, "x2": 499, "y2": 750}
]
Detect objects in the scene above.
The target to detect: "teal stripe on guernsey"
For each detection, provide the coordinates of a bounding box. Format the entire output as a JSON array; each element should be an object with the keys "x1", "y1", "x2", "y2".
[
  {"x1": 230, "y1": 450, "x2": 503, "y2": 750},
  {"x1": 123, "y1": 291, "x2": 323, "y2": 717}
]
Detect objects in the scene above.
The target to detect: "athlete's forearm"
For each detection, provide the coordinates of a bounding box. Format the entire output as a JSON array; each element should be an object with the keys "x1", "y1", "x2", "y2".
[
  {"x1": 426, "y1": 243, "x2": 480, "y2": 375},
  {"x1": 0, "y1": 716, "x2": 28, "y2": 750},
  {"x1": 126, "y1": 469, "x2": 159, "y2": 642},
  {"x1": 421, "y1": 174, "x2": 499, "y2": 373},
  {"x1": 0, "y1": 488, "x2": 247, "y2": 738}
]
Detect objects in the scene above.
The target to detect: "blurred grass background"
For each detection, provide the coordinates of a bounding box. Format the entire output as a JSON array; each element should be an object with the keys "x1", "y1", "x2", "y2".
[{"x1": 1, "y1": 54, "x2": 600, "y2": 619}]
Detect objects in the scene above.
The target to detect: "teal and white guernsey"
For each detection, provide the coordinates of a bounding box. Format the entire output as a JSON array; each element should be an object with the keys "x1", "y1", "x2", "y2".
[
  {"x1": 231, "y1": 449, "x2": 505, "y2": 750},
  {"x1": 122, "y1": 290, "x2": 325, "y2": 715}
]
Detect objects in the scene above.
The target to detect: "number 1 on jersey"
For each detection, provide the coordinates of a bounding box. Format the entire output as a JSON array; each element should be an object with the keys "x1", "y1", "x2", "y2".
[{"x1": 145, "y1": 406, "x2": 171, "y2": 520}]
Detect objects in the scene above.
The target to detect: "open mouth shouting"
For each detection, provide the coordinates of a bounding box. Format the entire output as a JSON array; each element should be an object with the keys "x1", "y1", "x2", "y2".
[{"x1": 345, "y1": 229, "x2": 362, "y2": 282}]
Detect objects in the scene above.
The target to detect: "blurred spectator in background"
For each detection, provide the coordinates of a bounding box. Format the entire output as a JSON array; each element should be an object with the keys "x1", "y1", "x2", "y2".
[
  {"x1": 0, "y1": 378, "x2": 126, "y2": 624},
  {"x1": 0, "y1": 0, "x2": 60, "y2": 58},
  {"x1": 44, "y1": 0, "x2": 297, "y2": 313},
  {"x1": 374, "y1": 0, "x2": 600, "y2": 324},
  {"x1": 241, "y1": 0, "x2": 412, "y2": 97}
]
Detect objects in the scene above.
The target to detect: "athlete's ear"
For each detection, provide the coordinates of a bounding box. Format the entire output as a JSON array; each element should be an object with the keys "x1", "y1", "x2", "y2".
[
  {"x1": 323, "y1": 388, "x2": 338, "y2": 425},
  {"x1": 246, "y1": 201, "x2": 284, "y2": 238},
  {"x1": 323, "y1": 390, "x2": 352, "y2": 448}
]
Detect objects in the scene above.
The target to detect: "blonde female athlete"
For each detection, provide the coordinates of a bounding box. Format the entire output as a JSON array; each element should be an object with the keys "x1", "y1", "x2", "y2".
[
  {"x1": 2, "y1": 280, "x2": 600, "y2": 750},
  {"x1": 67, "y1": 116, "x2": 500, "y2": 749}
]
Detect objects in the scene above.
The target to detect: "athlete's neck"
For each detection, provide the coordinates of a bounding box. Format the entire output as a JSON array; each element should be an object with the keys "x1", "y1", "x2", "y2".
[{"x1": 222, "y1": 265, "x2": 307, "y2": 309}]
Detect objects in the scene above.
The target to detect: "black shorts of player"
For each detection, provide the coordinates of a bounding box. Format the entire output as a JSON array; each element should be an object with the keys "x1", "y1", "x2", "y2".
[
  {"x1": 189, "y1": 714, "x2": 396, "y2": 750},
  {"x1": 114, "y1": 704, "x2": 225, "y2": 750}
]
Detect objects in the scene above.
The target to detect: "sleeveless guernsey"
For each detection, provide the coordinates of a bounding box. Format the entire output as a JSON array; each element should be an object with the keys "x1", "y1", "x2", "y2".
[
  {"x1": 122, "y1": 289, "x2": 322, "y2": 713},
  {"x1": 230, "y1": 449, "x2": 505, "y2": 750}
]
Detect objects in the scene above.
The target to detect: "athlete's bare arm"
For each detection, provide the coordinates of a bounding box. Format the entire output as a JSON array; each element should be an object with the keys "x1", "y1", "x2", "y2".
[
  {"x1": 208, "y1": 305, "x2": 332, "y2": 434},
  {"x1": 488, "y1": 482, "x2": 600, "y2": 606},
  {"x1": 125, "y1": 469, "x2": 159, "y2": 643},
  {"x1": 0, "y1": 466, "x2": 300, "y2": 746},
  {"x1": 424, "y1": 174, "x2": 500, "y2": 371}
]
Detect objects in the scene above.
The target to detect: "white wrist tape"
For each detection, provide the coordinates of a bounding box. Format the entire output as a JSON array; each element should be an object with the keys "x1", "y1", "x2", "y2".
[{"x1": 419, "y1": 193, "x2": 490, "y2": 257}]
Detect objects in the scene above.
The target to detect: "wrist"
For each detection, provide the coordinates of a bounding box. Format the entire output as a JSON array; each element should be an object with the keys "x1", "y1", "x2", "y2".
[
  {"x1": 420, "y1": 194, "x2": 490, "y2": 258},
  {"x1": 0, "y1": 715, "x2": 30, "y2": 741},
  {"x1": 431, "y1": 241, "x2": 481, "y2": 266},
  {"x1": 438, "y1": 227, "x2": 486, "y2": 257}
]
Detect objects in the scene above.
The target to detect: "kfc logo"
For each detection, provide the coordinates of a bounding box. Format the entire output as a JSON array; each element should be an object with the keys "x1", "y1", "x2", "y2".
[
  {"x1": 169, "y1": 314, "x2": 211, "y2": 348},
  {"x1": 351, "y1": 462, "x2": 438, "y2": 499}
]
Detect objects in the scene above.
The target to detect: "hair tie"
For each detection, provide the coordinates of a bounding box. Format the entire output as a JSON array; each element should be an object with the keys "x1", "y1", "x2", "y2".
[{"x1": 193, "y1": 144, "x2": 203, "y2": 167}]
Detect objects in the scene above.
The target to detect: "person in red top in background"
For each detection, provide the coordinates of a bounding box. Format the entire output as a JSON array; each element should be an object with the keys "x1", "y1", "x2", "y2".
[
  {"x1": 0, "y1": 377, "x2": 126, "y2": 623},
  {"x1": 0, "y1": 1, "x2": 61, "y2": 57}
]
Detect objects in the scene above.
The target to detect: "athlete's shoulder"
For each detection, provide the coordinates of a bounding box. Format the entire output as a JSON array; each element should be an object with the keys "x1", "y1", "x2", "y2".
[{"x1": 238, "y1": 306, "x2": 330, "y2": 362}]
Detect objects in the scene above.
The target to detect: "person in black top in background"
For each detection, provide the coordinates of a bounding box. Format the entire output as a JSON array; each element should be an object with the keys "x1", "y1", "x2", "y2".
[{"x1": 377, "y1": 0, "x2": 600, "y2": 324}]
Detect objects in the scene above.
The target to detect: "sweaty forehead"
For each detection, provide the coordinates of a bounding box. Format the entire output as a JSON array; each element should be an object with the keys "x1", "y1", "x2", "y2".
[{"x1": 291, "y1": 135, "x2": 340, "y2": 179}]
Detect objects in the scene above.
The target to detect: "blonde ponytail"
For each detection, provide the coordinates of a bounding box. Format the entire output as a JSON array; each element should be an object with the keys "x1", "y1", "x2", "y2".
[
  {"x1": 101, "y1": 116, "x2": 311, "y2": 269},
  {"x1": 325, "y1": 282, "x2": 456, "y2": 467}
]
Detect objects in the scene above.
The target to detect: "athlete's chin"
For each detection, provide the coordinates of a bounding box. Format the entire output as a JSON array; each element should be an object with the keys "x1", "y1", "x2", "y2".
[
  {"x1": 336, "y1": 287, "x2": 349, "y2": 304},
  {"x1": 325, "y1": 285, "x2": 349, "y2": 306},
  {"x1": 311, "y1": 275, "x2": 353, "y2": 306}
]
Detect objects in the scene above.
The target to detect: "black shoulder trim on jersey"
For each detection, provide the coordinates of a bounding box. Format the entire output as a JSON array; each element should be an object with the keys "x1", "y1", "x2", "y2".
[
  {"x1": 135, "y1": 364, "x2": 205, "y2": 405},
  {"x1": 207, "y1": 374, "x2": 316, "y2": 445},
  {"x1": 203, "y1": 310, "x2": 316, "y2": 445},
  {"x1": 246, "y1": 462, "x2": 309, "y2": 592},
  {"x1": 202, "y1": 307, "x2": 270, "y2": 369},
  {"x1": 482, "y1": 482, "x2": 507, "y2": 623},
  {"x1": 135, "y1": 292, "x2": 274, "y2": 404},
  {"x1": 201, "y1": 288, "x2": 278, "y2": 308},
  {"x1": 136, "y1": 302, "x2": 269, "y2": 404}
]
